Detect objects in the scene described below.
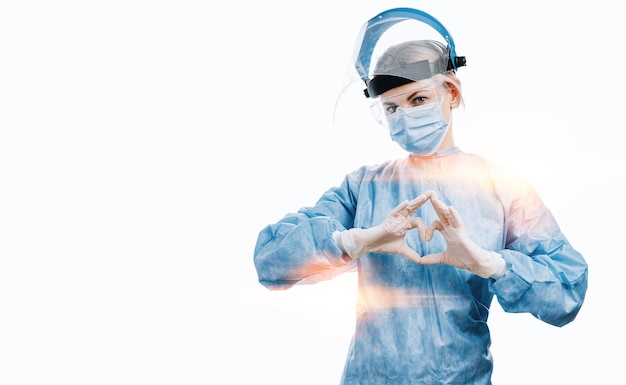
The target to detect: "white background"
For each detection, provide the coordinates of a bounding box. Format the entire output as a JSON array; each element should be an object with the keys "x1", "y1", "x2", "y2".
[{"x1": 1, "y1": 1, "x2": 622, "y2": 384}]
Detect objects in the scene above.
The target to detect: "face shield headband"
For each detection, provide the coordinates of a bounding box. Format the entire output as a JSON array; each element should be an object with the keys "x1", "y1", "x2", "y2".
[{"x1": 353, "y1": 7, "x2": 466, "y2": 98}]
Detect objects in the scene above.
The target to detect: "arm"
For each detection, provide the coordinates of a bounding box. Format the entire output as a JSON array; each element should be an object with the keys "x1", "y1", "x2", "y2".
[
  {"x1": 491, "y1": 172, "x2": 588, "y2": 327},
  {"x1": 253, "y1": 175, "x2": 359, "y2": 290}
]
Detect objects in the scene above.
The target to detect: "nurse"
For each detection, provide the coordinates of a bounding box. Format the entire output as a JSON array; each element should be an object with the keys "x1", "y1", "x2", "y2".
[{"x1": 253, "y1": 7, "x2": 588, "y2": 384}]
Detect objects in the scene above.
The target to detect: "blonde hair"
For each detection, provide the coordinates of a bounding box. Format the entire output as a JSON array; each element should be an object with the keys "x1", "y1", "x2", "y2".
[{"x1": 440, "y1": 71, "x2": 464, "y2": 108}]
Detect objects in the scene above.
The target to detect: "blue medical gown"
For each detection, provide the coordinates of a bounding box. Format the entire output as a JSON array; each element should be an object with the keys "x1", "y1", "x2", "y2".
[{"x1": 254, "y1": 148, "x2": 588, "y2": 384}]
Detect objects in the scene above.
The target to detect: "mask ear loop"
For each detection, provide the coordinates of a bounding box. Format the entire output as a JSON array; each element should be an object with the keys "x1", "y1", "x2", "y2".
[{"x1": 353, "y1": 7, "x2": 466, "y2": 98}]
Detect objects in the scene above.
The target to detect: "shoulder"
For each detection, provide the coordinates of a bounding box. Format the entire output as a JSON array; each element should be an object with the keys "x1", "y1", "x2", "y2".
[{"x1": 345, "y1": 157, "x2": 406, "y2": 179}]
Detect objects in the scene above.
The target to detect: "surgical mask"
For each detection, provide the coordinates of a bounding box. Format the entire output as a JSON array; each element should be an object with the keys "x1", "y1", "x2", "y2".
[{"x1": 386, "y1": 101, "x2": 448, "y2": 155}]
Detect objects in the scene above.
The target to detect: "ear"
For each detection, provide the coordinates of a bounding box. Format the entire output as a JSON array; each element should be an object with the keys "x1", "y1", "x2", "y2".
[{"x1": 447, "y1": 83, "x2": 461, "y2": 108}]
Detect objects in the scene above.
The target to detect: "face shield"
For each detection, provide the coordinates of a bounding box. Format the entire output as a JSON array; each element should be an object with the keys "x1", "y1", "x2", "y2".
[{"x1": 333, "y1": 7, "x2": 465, "y2": 125}]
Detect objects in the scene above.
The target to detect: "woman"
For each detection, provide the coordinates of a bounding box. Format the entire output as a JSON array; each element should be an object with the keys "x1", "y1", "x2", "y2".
[{"x1": 253, "y1": 8, "x2": 587, "y2": 384}]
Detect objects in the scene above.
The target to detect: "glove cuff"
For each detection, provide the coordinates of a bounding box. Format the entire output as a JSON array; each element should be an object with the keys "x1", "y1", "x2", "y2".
[
  {"x1": 333, "y1": 228, "x2": 372, "y2": 260},
  {"x1": 488, "y1": 253, "x2": 508, "y2": 279},
  {"x1": 345, "y1": 229, "x2": 369, "y2": 260},
  {"x1": 477, "y1": 251, "x2": 507, "y2": 279}
]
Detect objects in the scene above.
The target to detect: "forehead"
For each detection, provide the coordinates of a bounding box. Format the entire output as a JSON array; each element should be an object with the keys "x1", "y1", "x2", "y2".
[{"x1": 379, "y1": 80, "x2": 441, "y2": 102}]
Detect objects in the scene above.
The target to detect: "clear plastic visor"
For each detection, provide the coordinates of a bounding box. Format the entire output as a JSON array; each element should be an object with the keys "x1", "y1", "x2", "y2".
[
  {"x1": 353, "y1": 17, "x2": 451, "y2": 96},
  {"x1": 370, "y1": 80, "x2": 444, "y2": 125},
  {"x1": 333, "y1": 9, "x2": 457, "y2": 126}
]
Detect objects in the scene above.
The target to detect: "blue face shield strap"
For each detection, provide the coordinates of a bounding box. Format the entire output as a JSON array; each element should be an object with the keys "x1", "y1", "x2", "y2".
[{"x1": 354, "y1": 8, "x2": 466, "y2": 95}]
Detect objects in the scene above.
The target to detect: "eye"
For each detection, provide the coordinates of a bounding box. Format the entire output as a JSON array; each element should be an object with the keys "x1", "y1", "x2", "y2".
[
  {"x1": 409, "y1": 95, "x2": 429, "y2": 106},
  {"x1": 383, "y1": 104, "x2": 398, "y2": 115}
]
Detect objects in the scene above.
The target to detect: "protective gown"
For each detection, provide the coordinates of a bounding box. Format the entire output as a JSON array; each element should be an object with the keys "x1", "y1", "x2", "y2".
[{"x1": 254, "y1": 147, "x2": 588, "y2": 385}]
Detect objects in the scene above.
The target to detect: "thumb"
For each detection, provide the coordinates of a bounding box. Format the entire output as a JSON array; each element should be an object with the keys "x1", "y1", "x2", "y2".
[
  {"x1": 417, "y1": 252, "x2": 443, "y2": 266},
  {"x1": 398, "y1": 245, "x2": 423, "y2": 265}
]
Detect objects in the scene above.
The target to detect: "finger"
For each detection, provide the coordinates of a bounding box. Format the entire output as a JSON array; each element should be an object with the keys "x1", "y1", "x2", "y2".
[
  {"x1": 389, "y1": 200, "x2": 410, "y2": 216},
  {"x1": 404, "y1": 194, "x2": 430, "y2": 216},
  {"x1": 429, "y1": 194, "x2": 448, "y2": 212},
  {"x1": 447, "y1": 206, "x2": 463, "y2": 229},
  {"x1": 429, "y1": 195, "x2": 451, "y2": 223},
  {"x1": 407, "y1": 192, "x2": 431, "y2": 207},
  {"x1": 417, "y1": 252, "x2": 443, "y2": 266},
  {"x1": 420, "y1": 220, "x2": 442, "y2": 241},
  {"x1": 410, "y1": 217, "x2": 427, "y2": 233}
]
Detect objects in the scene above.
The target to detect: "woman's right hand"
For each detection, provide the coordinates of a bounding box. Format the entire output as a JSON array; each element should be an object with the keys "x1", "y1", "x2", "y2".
[{"x1": 334, "y1": 192, "x2": 432, "y2": 260}]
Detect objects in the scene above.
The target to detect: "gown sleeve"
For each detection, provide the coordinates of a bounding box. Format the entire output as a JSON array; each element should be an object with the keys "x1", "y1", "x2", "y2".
[
  {"x1": 490, "y1": 167, "x2": 589, "y2": 327},
  {"x1": 253, "y1": 170, "x2": 363, "y2": 290}
]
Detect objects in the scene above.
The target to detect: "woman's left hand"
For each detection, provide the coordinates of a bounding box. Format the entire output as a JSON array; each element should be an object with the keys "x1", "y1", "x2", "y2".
[{"x1": 412, "y1": 193, "x2": 506, "y2": 279}]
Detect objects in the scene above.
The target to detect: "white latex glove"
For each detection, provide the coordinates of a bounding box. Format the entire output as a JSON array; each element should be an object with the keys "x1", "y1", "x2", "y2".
[
  {"x1": 415, "y1": 193, "x2": 507, "y2": 279},
  {"x1": 333, "y1": 193, "x2": 431, "y2": 260}
]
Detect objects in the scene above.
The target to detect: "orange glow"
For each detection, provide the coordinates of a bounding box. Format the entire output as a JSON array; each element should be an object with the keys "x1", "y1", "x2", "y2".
[{"x1": 356, "y1": 285, "x2": 463, "y2": 311}]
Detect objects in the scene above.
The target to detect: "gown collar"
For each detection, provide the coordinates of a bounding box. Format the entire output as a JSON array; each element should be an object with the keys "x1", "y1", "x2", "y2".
[{"x1": 409, "y1": 146, "x2": 461, "y2": 159}]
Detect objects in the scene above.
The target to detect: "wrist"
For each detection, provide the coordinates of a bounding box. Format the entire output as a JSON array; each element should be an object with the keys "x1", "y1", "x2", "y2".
[
  {"x1": 488, "y1": 253, "x2": 508, "y2": 279},
  {"x1": 476, "y1": 251, "x2": 507, "y2": 279},
  {"x1": 334, "y1": 228, "x2": 367, "y2": 260}
]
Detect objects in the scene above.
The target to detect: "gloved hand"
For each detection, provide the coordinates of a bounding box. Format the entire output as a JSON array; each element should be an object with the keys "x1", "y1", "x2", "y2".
[
  {"x1": 333, "y1": 193, "x2": 431, "y2": 260},
  {"x1": 415, "y1": 192, "x2": 507, "y2": 278}
]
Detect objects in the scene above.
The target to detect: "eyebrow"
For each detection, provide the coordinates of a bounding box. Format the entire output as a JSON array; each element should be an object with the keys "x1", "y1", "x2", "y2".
[
  {"x1": 383, "y1": 90, "x2": 426, "y2": 107},
  {"x1": 404, "y1": 90, "x2": 422, "y2": 102}
]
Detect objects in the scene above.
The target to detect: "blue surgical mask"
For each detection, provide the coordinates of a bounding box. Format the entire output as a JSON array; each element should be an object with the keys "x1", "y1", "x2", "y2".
[{"x1": 386, "y1": 102, "x2": 449, "y2": 155}]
